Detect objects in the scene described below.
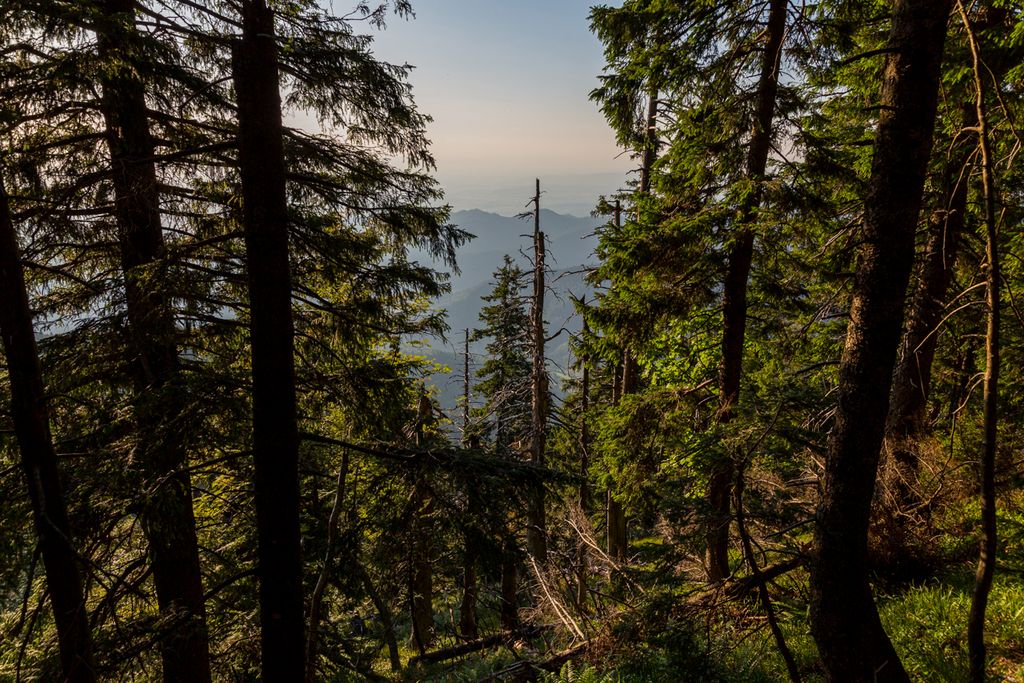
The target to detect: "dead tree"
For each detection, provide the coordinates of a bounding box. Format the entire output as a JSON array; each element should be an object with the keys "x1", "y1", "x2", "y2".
[{"x1": 527, "y1": 178, "x2": 549, "y2": 564}]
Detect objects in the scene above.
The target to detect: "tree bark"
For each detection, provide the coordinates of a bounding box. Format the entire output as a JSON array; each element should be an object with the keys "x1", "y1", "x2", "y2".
[
  {"x1": 612, "y1": 93, "x2": 658, "y2": 561},
  {"x1": 0, "y1": 176, "x2": 96, "y2": 683},
  {"x1": 232, "y1": 1, "x2": 305, "y2": 679},
  {"x1": 408, "y1": 476, "x2": 436, "y2": 654},
  {"x1": 606, "y1": 496, "x2": 628, "y2": 563},
  {"x1": 354, "y1": 562, "x2": 402, "y2": 672},
  {"x1": 809, "y1": 1, "x2": 952, "y2": 680},
  {"x1": 458, "y1": 401, "x2": 480, "y2": 638},
  {"x1": 707, "y1": 0, "x2": 787, "y2": 582},
  {"x1": 96, "y1": 3, "x2": 210, "y2": 679},
  {"x1": 607, "y1": 201, "x2": 628, "y2": 562},
  {"x1": 458, "y1": 553, "x2": 479, "y2": 639},
  {"x1": 961, "y1": 5, "x2": 1000, "y2": 680},
  {"x1": 527, "y1": 179, "x2": 548, "y2": 564},
  {"x1": 576, "y1": 315, "x2": 592, "y2": 608}
]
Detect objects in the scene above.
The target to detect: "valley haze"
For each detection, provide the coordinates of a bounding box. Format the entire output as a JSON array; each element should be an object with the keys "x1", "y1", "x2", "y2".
[{"x1": 413, "y1": 207, "x2": 604, "y2": 417}]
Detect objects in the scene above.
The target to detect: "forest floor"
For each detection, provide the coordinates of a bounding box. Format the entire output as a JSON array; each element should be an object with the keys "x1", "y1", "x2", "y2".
[{"x1": 356, "y1": 488, "x2": 1024, "y2": 682}]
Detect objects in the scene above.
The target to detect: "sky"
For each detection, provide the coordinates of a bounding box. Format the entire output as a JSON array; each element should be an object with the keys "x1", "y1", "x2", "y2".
[{"x1": 362, "y1": 0, "x2": 632, "y2": 216}]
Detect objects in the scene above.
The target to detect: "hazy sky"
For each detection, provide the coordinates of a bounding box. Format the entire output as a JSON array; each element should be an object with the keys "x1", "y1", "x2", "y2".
[{"x1": 364, "y1": 0, "x2": 631, "y2": 215}]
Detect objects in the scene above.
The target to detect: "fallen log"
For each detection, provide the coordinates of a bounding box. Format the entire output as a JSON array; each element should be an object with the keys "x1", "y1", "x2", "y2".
[
  {"x1": 478, "y1": 641, "x2": 590, "y2": 681},
  {"x1": 724, "y1": 556, "x2": 803, "y2": 599},
  {"x1": 408, "y1": 625, "x2": 547, "y2": 667}
]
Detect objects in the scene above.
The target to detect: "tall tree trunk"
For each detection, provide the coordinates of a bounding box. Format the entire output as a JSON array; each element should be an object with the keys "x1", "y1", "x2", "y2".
[
  {"x1": 607, "y1": 201, "x2": 628, "y2": 562},
  {"x1": 809, "y1": 1, "x2": 952, "y2": 680},
  {"x1": 961, "y1": 6, "x2": 1000, "y2": 680},
  {"x1": 232, "y1": 1, "x2": 305, "y2": 679},
  {"x1": 355, "y1": 562, "x2": 402, "y2": 671},
  {"x1": 408, "y1": 476, "x2": 436, "y2": 653},
  {"x1": 409, "y1": 394, "x2": 435, "y2": 652},
  {"x1": 706, "y1": 0, "x2": 787, "y2": 582},
  {"x1": 458, "y1": 535, "x2": 479, "y2": 639},
  {"x1": 0, "y1": 177, "x2": 96, "y2": 683},
  {"x1": 613, "y1": 93, "x2": 659, "y2": 561},
  {"x1": 527, "y1": 179, "x2": 549, "y2": 564},
  {"x1": 96, "y1": 3, "x2": 210, "y2": 679},
  {"x1": 459, "y1": 333, "x2": 479, "y2": 639},
  {"x1": 576, "y1": 314, "x2": 592, "y2": 608}
]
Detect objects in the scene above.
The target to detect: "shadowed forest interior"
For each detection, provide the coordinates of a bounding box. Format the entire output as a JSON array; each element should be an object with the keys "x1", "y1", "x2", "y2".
[{"x1": 3, "y1": 1, "x2": 1024, "y2": 682}]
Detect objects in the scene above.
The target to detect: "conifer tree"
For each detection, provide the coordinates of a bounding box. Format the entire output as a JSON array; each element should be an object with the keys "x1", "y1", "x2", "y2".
[
  {"x1": 232, "y1": 0, "x2": 305, "y2": 677},
  {"x1": 473, "y1": 256, "x2": 532, "y2": 453},
  {"x1": 0, "y1": 174, "x2": 96, "y2": 683},
  {"x1": 809, "y1": 1, "x2": 953, "y2": 679},
  {"x1": 473, "y1": 255, "x2": 531, "y2": 630},
  {"x1": 591, "y1": 0, "x2": 795, "y2": 580},
  {"x1": 95, "y1": 1, "x2": 211, "y2": 676}
]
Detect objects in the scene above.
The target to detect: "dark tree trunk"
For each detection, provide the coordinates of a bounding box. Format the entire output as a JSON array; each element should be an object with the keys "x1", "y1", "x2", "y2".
[
  {"x1": 355, "y1": 562, "x2": 402, "y2": 672},
  {"x1": 459, "y1": 474, "x2": 480, "y2": 639},
  {"x1": 96, "y1": 3, "x2": 210, "y2": 679},
  {"x1": 0, "y1": 178, "x2": 96, "y2": 683},
  {"x1": 606, "y1": 496, "x2": 628, "y2": 563},
  {"x1": 962, "y1": 7, "x2": 1000, "y2": 680},
  {"x1": 809, "y1": 1, "x2": 952, "y2": 680},
  {"x1": 232, "y1": 1, "x2": 305, "y2": 679},
  {"x1": 576, "y1": 315, "x2": 592, "y2": 608},
  {"x1": 409, "y1": 396, "x2": 436, "y2": 652},
  {"x1": 707, "y1": 0, "x2": 787, "y2": 582},
  {"x1": 607, "y1": 201, "x2": 628, "y2": 561},
  {"x1": 609, "y1": 343, "x2": 630, "y2": 561},
  {"x1": 614, "y1": 94, "x2": 658, "y2": 560},
  {"x1": 527, "y1": 179, "x2": 548, "y2": 564},
  {"x1": 408, "y1": 477, "x2": 436, "y2": 653},
  {"x1": 458, "y1": 371, "x2": 480, "y2": 639}
]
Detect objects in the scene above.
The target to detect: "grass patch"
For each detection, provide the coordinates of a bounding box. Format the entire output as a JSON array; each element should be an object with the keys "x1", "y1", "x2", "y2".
[{"x1": 880, "y1": 575, "x2": 1024, "y2": 682}]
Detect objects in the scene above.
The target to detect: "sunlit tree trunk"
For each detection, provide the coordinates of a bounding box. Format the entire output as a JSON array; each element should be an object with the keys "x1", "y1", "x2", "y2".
[{"x1": 960, "y1": 5, "x2": 1000, "y2": 680}]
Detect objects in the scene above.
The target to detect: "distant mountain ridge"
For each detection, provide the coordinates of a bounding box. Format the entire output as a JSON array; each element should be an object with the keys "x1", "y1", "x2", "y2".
[
  {"x1": 412, "y1": 208, "x2": 604, "y2": 415},
  {"x1": 443, "y1": 208, "x2": 600, "y2": 293}
]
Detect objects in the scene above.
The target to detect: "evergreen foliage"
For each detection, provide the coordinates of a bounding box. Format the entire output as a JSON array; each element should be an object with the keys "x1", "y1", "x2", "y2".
[{"x1": 2, "y1": 1, "x2": 1024, "y2": 681}]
